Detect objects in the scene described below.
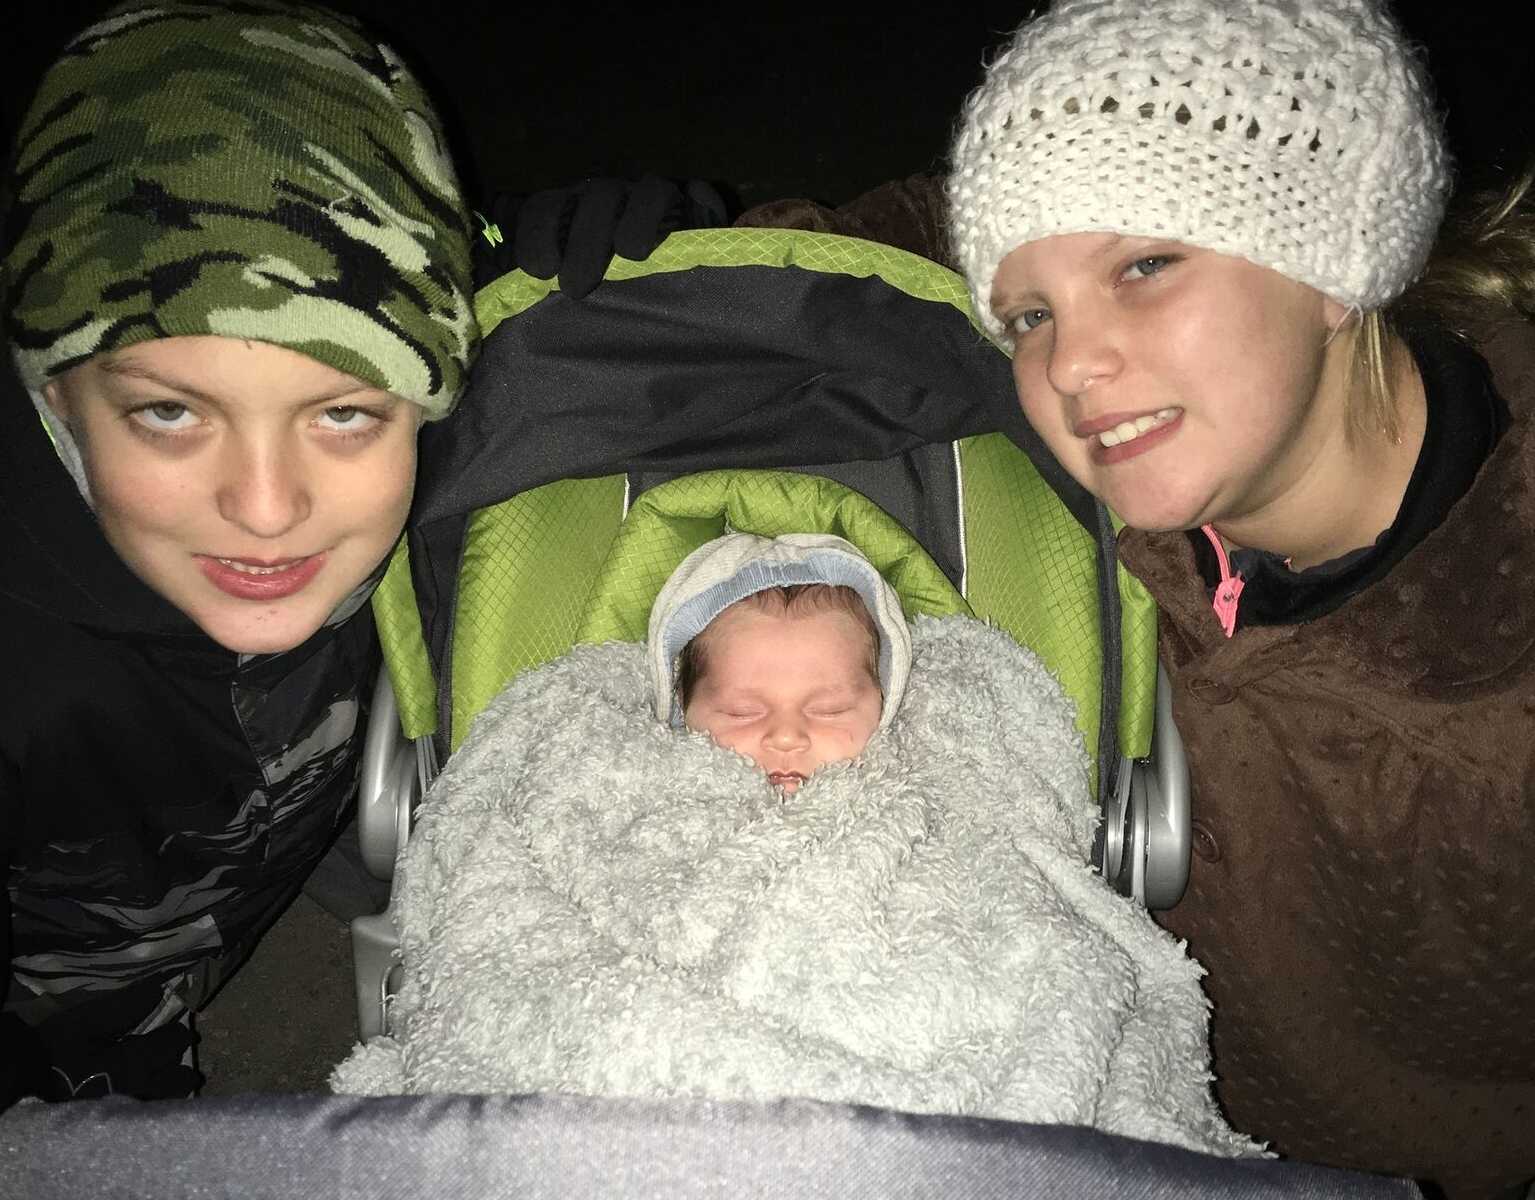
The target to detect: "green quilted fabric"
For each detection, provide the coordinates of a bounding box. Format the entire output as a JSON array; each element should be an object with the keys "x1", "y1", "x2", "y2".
[
  {"x1": 1118, "y1": 559, "x2": 1159, "y2": 757},
  {"x1": 476, "y1": 228, "x2": 983, "y2": 336},
  {"x1": 449, "y1": 476, "x2": 629, "y2": 749},
  {"x1": 372, "y1": 538, "x2": 437, "y2": 739},
  {"x1": 960, "y1": 433, "x2": 1157, "y2": 766},
  {"x1": 431, "y1": 470, "x2": 966, "y2": 753},
  {"x1": 576, "y1": 470, "x2": 970, "y2": 651}
]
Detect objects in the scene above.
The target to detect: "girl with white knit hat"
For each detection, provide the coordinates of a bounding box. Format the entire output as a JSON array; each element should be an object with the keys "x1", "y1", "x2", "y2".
[{"x1": 947, "y1": 1, "x2": 1535, "y2": 1194}]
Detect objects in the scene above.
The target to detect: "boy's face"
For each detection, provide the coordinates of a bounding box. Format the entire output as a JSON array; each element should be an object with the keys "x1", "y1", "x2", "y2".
[
  {"x1": 45, "y1": 335, "x2": 420, "y2": 654},
  {"x1": 683, "y1": 604, "x2": 883, "y2": 794}
]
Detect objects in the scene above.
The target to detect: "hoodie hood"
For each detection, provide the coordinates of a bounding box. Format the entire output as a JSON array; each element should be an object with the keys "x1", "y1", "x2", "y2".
[
  {"x1": 647, "y1": 532, "x2": 912, "y2": 732},
  {"x1": 0, "y1": 356, "x2": 381, "y2": 647},
  {"x1": 0, "y1": 354, "x2": 198, "y2": 638},
  {"x1": 27, "y1": 375, "x2": 93, "y2": 505}
]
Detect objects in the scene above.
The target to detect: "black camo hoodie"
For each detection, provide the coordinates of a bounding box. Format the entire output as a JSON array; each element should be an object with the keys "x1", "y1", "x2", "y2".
[{"x1": 0, "y1": 356, "x2": 380, "y2": 1104}]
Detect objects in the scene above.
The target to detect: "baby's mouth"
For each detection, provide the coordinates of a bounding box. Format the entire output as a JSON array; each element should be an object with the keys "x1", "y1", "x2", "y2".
[{"x1": 767, "y1": 771, "x2": 807, "y2": 790}]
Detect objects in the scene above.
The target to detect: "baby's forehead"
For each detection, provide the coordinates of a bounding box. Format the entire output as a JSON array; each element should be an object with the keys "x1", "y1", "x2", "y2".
[
  {"x1": 698, "y1": 602, "x2": 878, "y2": 682},
  {"x1": 705, "y1": 595, "x2": 871, "y2": 640}
]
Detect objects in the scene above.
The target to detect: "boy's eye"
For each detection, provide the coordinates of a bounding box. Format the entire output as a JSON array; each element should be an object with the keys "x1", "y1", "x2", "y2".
[
  {"x1": 808, "y1": 707, "x2": 852, "y2": 718},
  {"x1": 129, "y1": 401, "x2": 199, "y2": 432},
  {"x1": 316, "y1": 405, "x2": 383, "y2": 433}
]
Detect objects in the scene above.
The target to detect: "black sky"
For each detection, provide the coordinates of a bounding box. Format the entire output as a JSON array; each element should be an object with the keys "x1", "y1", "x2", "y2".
[{"x1": 6, "y1": 3, "x2": 1533, "y2": 217}]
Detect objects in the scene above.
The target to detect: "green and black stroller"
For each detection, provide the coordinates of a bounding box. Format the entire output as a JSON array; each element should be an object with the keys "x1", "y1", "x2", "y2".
[
  {"x1": 5, "y1": 231, "x2": 1425, "y2": 1198},
  {"x1": 350, "y1": 228, "x2": 1195, "y2": 1045}
]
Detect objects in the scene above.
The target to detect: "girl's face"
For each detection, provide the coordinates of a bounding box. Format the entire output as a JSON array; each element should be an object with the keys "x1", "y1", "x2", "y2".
[
  {"x1": 683, "y1": 604, "x2": 883, "y2": 794},
  {"x1": 46, "y1": 335, "x2": 420, "y2": 654},
  {"x1": 990, "y1": 233, "x2": 1353, "y2": 537}
]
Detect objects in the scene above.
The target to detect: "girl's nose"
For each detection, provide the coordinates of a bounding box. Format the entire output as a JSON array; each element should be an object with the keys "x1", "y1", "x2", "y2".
[
  {"x1": 215, "y1": 438, "x2": 313, "y2": 539},
  {"x1": 1044, "y1": 317, "x2": 1123, "y2": 398}
]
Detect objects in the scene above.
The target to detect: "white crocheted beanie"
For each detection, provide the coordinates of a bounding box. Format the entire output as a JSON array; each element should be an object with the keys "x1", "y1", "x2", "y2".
[{"x1": 948, "y1": 0, "x2": 1452, "y2": 339}]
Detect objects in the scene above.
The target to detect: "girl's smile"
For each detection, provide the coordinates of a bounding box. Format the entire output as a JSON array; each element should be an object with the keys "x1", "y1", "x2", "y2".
[
  {"x1": 989, "y1": 232, "x2": 1391, "y2": 561},
  {"x1": 1081, "y1": 407, "x2": 1184, "y2": 464}
]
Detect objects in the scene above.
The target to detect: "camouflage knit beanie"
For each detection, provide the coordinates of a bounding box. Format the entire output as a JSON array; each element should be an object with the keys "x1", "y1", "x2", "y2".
[{"x1": 2, "y1": 0, "x2": 478, "y2": 419}]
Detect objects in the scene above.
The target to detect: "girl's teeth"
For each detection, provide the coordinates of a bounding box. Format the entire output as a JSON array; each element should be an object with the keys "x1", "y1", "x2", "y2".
[{"x1": 1098, "y1": 408, "x2": 1179, "y2": 447}]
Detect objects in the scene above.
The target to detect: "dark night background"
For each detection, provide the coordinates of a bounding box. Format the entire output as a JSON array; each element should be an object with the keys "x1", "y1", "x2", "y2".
[
  {"x1": 3, "y1": 0, "x2": 1533, "y2": 1093},
  {"x1": 7, "y1": 2, "x2": 1535, "y2": 220}
]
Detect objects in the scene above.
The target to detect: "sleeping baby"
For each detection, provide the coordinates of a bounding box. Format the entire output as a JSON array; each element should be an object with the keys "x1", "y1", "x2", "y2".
[
  {"x1": 332, "y1": 533, "x2": 1259, "y2": 1161},
  {"x1": 653, "y1": 532, "x2": 909, "y2": 797}
]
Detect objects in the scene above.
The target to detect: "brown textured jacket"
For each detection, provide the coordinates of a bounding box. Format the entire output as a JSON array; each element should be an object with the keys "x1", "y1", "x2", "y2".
[
  {"x1": 736, "y1": 175, "x2": 952, "y2": 266},
  {"x1": 740, "y1": 180, "x2": 1535, "y2": 1196},
  {"x1": 1118, "y1": 314, "x2": 1535, "y2": 1198}
]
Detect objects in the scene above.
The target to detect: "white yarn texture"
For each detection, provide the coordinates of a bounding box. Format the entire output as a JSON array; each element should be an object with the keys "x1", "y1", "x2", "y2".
[{"x1": 948, "y1": 0, "x2": 1451, "y2": 338}]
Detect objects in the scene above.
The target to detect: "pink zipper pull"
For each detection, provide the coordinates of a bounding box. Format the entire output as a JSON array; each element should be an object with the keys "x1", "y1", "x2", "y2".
[{"x1": 1201, "y1": 524, "x2": 1244, "y2": 639}]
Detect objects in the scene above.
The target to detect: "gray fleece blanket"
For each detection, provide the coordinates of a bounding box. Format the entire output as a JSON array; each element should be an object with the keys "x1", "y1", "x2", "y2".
[{"x1": 332, "y1": 614, "x2": 1257, "y2": 1159}]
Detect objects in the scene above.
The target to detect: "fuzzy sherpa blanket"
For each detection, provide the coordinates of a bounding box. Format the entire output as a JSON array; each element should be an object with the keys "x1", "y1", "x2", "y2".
[{"x1": 331, "y1": 615, "x2": 1257, "y2": 1158}]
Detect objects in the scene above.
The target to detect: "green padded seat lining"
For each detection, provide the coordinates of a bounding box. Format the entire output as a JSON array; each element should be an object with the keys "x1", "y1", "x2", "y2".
[
  {"x1": 372, "y1": 537, "x2": 437, "y2": 738},
  {"x1": 448, "y1": 475, "x2": 629, "y2": 749},
  {"x1": 960, "y1": 433, "x2": 1157, "y2": 772},
  {"x1": 372, "y1": 228, "x2": 1157, "y2": 765},
  {"x1": 445, "y1": 470, "x2": 966, "y2": 753},
  {"x1": 371, "y1": 453, "x2": 1155, "y2": 768},
  {"x1": 576, "y1": 470, "x2": 970, "y2": 649}
]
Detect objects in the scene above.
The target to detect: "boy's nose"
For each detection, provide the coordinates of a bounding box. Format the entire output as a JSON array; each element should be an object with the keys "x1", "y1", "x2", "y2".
[{"x1": 216, "y1": 439, "x2": 313, "y2": 539}]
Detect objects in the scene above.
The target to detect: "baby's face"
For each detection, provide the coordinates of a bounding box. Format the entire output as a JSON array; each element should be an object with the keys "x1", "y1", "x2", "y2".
[{"x1": 683, "y1": 605, "x2": 882, "y2": 794}]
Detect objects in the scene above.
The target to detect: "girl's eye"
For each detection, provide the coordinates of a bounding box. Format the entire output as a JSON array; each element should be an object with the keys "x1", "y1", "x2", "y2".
[
  {"x1": 129, "y1": 402, "x2": 200, "y2": 433},
  {"x1": 808, "y1": 707, "x2": 852, "y2": 719},
  {"x1": 315, "y1": 405, "x2": 383, "y2": 434},
  {"x1": 1011, "y1": 307, "x2": 1051, "y2": 334},
  {"x1": 1122, "y1": 255, "x2": 1175, "y2": 281}
]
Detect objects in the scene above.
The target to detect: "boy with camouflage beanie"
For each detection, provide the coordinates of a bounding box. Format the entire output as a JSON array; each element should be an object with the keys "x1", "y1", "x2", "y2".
[
  {"x1": 0, "y1": 0, "x2": 476, "y2": 1104},
  {"x1": 5, "y1": 0, "x2": 477, "y2": 416}
]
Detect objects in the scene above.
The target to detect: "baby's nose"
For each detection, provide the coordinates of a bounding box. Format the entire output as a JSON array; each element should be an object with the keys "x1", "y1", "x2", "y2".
[{"x1": 763, "y1": 715, "x2": 810, "y2": 749}]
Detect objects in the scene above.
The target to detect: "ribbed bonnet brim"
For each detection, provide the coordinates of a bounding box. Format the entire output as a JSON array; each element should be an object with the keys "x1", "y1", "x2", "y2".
[{"x1": 647, "y1": 532, "x2": 911, "y2": 731}]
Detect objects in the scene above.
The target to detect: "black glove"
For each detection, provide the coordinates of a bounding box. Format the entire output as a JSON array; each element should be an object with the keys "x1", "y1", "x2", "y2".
[{"x1": 473, "y1": 175, "x2": 728, "y2": 297}]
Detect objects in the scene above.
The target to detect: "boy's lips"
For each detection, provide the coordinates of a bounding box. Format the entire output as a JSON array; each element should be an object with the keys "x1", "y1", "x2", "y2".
[
  {"x1": 197, "y1": 553, "x2": 326, "y2": 600},
  {"x1": 767, "y1": 771, "x2": 807, "y2": 787}
]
